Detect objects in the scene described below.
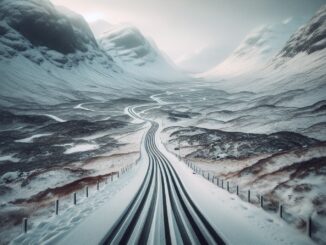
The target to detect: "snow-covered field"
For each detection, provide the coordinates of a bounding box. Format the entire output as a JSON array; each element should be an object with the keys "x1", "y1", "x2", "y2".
[
  {"x1": 0, "y1": 116, "x2": 147, "y2": 244},
  {"x1": 131, "y1": 82, "x2": 324, "y2": 244},
  {"x1": 8, "y1": 100, "x2": 316, "y2": 245}
]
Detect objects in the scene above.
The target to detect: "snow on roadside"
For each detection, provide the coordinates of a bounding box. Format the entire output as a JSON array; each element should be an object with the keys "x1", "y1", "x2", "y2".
[
  {"x1": 15, "y1": 127, "x2": 150, "y2": 245},
  {"x1": 156, "y1": 122, "x2": 314, "y2": 245},
  {"x1": 10, "y1": 161, "x2": 144, "y2": 245}
]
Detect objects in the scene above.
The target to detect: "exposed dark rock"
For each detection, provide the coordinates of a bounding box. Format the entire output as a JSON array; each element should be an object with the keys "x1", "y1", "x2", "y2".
[
  {"x1": 0, "y1": 0, "x2": 97, "y2": 54},
  {"x1": 169, "y1": 127, "x2": 320, "y2": 160},
  {"x1": 280, "y1": 5, "x2": 326, "y2": 57}
]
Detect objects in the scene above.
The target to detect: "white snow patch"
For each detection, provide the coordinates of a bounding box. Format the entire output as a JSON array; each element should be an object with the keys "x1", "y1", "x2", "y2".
[
  {"x1": 0, "y1": 154, "x2": 20, "y2": 163},
  {"x1": 64, "y1": 144, "x2": 99, "y2": 154},
  {"x1": 44, "y1": 114, "x2": 66, "y2": 122},
  {"x1": 15, "y1": 133, "x2": 52, "y2": 143},
  {"x1": 74, "y1": 103, "x2": 95, "y2": 111}
]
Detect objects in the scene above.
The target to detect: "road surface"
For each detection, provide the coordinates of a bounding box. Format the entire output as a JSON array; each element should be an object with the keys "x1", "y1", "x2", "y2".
[{"x1": 100, "y1": 106, "x2": 225, "y2": 244}]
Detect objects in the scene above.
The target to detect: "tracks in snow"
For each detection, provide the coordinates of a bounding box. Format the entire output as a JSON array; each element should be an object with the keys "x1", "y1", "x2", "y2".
[{"x1": 100, "y1": 106, "x2": 225, "y2": 245}]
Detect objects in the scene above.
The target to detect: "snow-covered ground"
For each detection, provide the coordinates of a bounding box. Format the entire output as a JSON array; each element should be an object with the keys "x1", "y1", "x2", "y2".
[
  {"x1": 11, "y1": 161, "x2": 145, "y2": 245},
  {"x1": 147, "y1": 86, "x2": 325, "y2": 243},
  {"x1": 157, "y1": 124, "x2": 315, "y2": 245},
  {"x1": 0, "y1": 120, "x2": 147, "y2": 244},
  {"x1": 4, "y1": 99, "x2": 318, "y2": 245}
]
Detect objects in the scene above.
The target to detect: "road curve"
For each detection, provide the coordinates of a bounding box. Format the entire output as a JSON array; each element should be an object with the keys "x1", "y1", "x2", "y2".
[{"x1": 100, "y1": 106, "x2": 225, "y2": 245}]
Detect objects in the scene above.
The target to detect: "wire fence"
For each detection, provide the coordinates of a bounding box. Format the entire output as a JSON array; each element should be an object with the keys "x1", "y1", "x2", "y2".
[
  {"x1": 184, "y1": 159, "x2": 319, "y2": 241},
  {"x1": 19, "y1": 162, "x2": 137, "y2": 234}
]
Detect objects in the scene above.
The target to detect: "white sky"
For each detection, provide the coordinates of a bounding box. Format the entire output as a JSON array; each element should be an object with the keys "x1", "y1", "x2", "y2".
[{"x1": 50, "y1": 0, "x2": 324, "y2": 68}]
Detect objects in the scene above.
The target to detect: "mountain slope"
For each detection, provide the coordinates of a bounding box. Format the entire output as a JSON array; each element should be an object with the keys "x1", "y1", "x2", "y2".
[
  {"x1": 279, "y1": 5, "x2": 326, "y2": 57},
  {"x1": 202, "y1": 5, "x2": 326, "y2": 101},
  {"x1": 0, "y1": 0, "x2": 184, "y2": 107},
  {"x1": 99, "y1": 24, "x2": 186, "y2": 80},
  {"x1": 203, "y1": 19, "x2": 303, "y2": 77}
]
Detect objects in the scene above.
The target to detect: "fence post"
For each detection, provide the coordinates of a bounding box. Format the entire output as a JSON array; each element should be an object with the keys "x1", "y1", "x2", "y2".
[
  {"x1": 97, "y1": 180, "x2": 99, "y2": 191},
  {"x1": 73, "y1": 192, "x2": 77, "y2": 205},
  {"x1": 22, "y1": 218, "x2": 28, "y2": 233},
  {"x1": 216, "y1": 177, "x2": 219, "y2": 187},
  {"x1": 55, "y1": 199, "x2": 59, "y2": 215},
  {"x1": 236, "y1": 185, "x2": 239, "y2": 196},
  {"x1": 307, "y1": 217, "x2": 312, "y2": 238},
  {"x1": 247, "y1": 190, "x2": 251, "y2": 203},
  {"x1": 279, "y1": 204, "x2": 283, "y2": 218},
  {"x1": 221, "y1": 180, "x2": 224, "y2": 189},
  {"x1": 260, "y1": 195, "x2": 264, "y2": 208},
  {"x1": 227, "y1": 181, "x2": 229, "y2": 192},
  {"x1": 208, "y1": 173, "x2": 210, "y2": 180},
  {"x1": 86, "y1": 186, "x2": 89, "y2": 198}
]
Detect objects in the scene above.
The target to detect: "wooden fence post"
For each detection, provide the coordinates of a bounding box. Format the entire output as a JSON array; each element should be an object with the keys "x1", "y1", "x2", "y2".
[
  {"x1": 22, "y1": 218, "x2": 27, "y2": 233},
  {"x1": 236, "y1": 185, "x2": 239, "y2": 196},
  {"x1": 97, "y1": 180, "x2": 99, "y2": 191},
  {"x1": 307, "y1": 217, "x2": 312, "y2": 238},
  {"x1": 73, "y1": 192, "x2": 77, "y2": 205},
  {"x1": 55, "y1": 199, "x2": 59, "y2": 215},
  {"x1": 227, "y1": 181, "x2": 229, "y2": 192},
  {"x1": 86, "y1": 186, "x2": 89, "y2": 198},
  {"x1": 260, "y1": 195, "x2": 264, "y2": 208},
  {"x1": 216, "y1": 177, "x2": 219, "y2": 187},
  {"x1": 247, "y1": 190, "x2": 251, "y2": 203},
  {"x1": 221, "y1": 180, "x2": 224, "y2": 189},
  {"x1": 279, "y1": 204, "x2": 283, "y2": 218}
]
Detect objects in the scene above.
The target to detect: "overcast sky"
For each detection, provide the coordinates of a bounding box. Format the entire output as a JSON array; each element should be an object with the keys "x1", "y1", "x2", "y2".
[{"x1": 51, "y1": 0, "x2": 324, "y2": 70}]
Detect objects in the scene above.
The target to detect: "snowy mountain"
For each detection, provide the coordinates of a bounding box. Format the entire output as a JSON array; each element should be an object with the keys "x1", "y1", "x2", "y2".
[
  {"x1": 256, "y1": 5, "x2": 326, "y2": 93},
  {"x1": 202, "y1": 5, "x2": 326, "y2": 100},
  {"x1": 0, "y1": 0, "x2": 105, "y2": 66},
  {"x1": 0, "y1": 0, "x2": 185, "y2": 107},
  {"x1": 203, "y1": 19, "x2": 304, "y2": 78},
  {"x1": 98, "y1": 24, "x2": 186, "y2": 80}
]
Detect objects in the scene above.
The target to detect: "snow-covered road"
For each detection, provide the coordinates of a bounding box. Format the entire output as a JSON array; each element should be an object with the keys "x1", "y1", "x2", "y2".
[
  {"x1": 98, "y1": 104, "x2": 313, "y2": 245},
  {"x1": 100, "y1": 106, "x2": 224, "y2": 244}
]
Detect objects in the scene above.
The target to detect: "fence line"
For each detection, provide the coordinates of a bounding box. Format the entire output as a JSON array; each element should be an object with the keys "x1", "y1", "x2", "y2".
[
  {"x1": 20, "y1": 162, "x2": 136, "y2": 234},
  {"x1": 184, "y1": 159, "x2": 315, "y2": 240}
]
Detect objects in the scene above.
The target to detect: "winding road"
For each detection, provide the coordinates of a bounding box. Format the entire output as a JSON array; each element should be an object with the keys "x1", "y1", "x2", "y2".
[{"x1": 100, "y1": 106, "x2": 225, "y2": 245}]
